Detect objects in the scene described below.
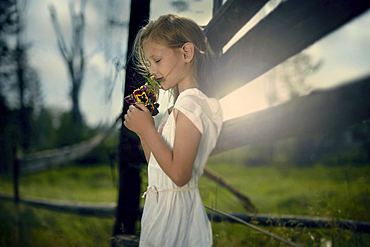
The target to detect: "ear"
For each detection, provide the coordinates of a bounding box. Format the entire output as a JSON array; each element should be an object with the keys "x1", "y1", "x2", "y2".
[{"x1": 181, "y1": 43, "x2": 195, "y2": 63}]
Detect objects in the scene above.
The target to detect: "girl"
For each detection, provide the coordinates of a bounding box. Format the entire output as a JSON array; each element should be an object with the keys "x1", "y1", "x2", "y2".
[{"x1": 124, "y1": 14, "x2": 223, "y2": 247}]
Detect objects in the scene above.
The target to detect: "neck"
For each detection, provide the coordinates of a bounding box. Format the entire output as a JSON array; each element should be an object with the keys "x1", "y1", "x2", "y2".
[{"x1": 178, "y1": 76, "x2": 198, "y2": 94}]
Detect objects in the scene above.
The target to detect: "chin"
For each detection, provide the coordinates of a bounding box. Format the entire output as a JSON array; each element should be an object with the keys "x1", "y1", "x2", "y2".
[{"x1": 160, "y1": 83, "x2": 168, "y2": 91}]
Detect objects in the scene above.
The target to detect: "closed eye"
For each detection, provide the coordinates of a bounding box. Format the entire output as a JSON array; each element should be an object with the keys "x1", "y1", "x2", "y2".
[{"x1": 155, "y1": 59, "x2": 161, "y2": 63}]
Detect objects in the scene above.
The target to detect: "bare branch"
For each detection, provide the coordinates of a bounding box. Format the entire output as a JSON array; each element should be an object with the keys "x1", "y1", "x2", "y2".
[{"x1": 48, "y1": 4, "x2": 69, "y2": 60}]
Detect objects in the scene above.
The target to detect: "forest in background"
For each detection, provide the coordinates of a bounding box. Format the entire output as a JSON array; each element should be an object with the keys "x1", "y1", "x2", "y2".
[{"x1": 0, "y1": 0, "x2": 121, "y2": 174}]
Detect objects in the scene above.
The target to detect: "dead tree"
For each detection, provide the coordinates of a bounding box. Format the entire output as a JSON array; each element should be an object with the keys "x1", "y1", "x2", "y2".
[{"x1": 49, "y1": 0, "x2": 87, "y2": 130}]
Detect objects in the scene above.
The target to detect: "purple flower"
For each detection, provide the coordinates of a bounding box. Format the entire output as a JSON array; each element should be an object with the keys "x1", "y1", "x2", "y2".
[
  {"x1": 146, "y1": 102, "x2": 160, "y2": 116},
  {"x1": 124, "y1": 73, "x2": 161, "y2": 116},
  {"x1": 147, "y1": 91, "x2": 156, "y2": 104},
  {"x1": 134, "y1": 89, "x2": 149, "y2": 105},
  {"x1": 125, "y1": 95, "x2": 135, "y2": 104},
  {"x1": 133, "y1": 88, "x2": 143, "y2": 96}
]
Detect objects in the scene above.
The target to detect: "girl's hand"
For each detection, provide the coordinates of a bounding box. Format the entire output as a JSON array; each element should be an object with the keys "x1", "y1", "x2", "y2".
[{"x1": 124, "y1": 104, "x2": 155, "y2": 137}]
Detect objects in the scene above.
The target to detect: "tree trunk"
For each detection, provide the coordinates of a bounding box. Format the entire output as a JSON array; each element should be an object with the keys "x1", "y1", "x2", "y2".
[
  {"x1": 71, "y1": 77, "x2": 83, "y2": 130},
  {"x1": 113, "y1": 0, "x2": 150, "y2": 237},
  {"x1": 49, "y1": 1, "x2": 86, "y2": 130},
  {"x1": 15, "y1": 2, "x2": 29, "y2": 150}
]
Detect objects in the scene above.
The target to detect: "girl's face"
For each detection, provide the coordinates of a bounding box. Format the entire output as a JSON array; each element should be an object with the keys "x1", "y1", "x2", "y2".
[{"x1": 143, "y1": 42, "x2": 195, "y2": 92}]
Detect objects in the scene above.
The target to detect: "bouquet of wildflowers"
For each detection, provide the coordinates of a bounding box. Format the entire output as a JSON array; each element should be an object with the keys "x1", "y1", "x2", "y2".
[{"x1": 124, "y1": 73, "x2": 162, "y2": 116}]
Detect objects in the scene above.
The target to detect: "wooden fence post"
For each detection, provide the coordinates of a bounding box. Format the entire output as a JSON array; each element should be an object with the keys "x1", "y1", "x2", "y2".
[
  {"x1": 12, "y1": 145, "x2": 19, "y2": 203},
  {"x1": 212, "y1": 0, "x2": 223, "y2": 16},
  {"x1": 113, "y1": 0, "x2": 150, "y2": 237}
]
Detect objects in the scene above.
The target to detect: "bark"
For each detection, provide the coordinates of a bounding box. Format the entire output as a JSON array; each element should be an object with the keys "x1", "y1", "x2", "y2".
[{"x1": 113, "y1": 0, "x2": 150, "y2": 236}]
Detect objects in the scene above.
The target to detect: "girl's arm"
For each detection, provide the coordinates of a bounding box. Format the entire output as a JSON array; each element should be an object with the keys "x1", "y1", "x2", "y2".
[
  {"x1": 139, "y1": 136, "x2": 151, "y2": 163},
  {"x1": 124, "y1": 104, "x2": 201, "y2": 187}
]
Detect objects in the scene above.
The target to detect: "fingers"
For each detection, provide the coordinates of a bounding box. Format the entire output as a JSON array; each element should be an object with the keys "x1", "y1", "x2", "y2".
[
  {"x1": 129, "y1": 104, "x2": 136, "y2": 112},
  {"x1": 124, "y1": 105, "x2": 138, "y2": 127},
  {"x1": 124, "y1": 103, "x2": 152, "y2": 131},
  {"x1": 135, "y1": 103, "x2": 149, "y2": 112},
  {"x1": 126, "y1": 105, "x2": 137, "y2": 119},
  {"x1": 123, "y1": 113, "x2": 129, "y2": 127}
]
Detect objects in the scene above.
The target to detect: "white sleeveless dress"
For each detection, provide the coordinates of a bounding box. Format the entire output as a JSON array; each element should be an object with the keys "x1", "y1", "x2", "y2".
[{"x1": 139, "y1": 88, "x2": 223, "y2": 247}]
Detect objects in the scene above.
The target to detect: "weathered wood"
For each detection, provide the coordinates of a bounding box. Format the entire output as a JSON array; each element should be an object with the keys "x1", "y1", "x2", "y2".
[
  {"x1": 207, "y1": 209, "x2": 370, "y2": 233},
  {"x1": 206, "y1": 206, "x2": 302, "y2": 247},
  {"x1": 212, "y1": 75, "x2": 370, "y2": 155},
  {"x1": 112, "y1": 234, "x2": 139, "y2": 247},
  {"x1": 0, "y1": 193, "x2": 116, "y2": 218},
  {"x1": 212, "y1": 0, "x2": 223, "y2": 17},
  {"x1": 12, "y1": 146, "x2": 19, "y2": 202},
  {"x1": 203, "y1": 166, "x2": 256, "y2": 212},
  {"x1": 2, "y1": 193, "x2": 368, "y2": 233},
  {"x1": 212, "y1": 0, "x2": 370, "y2": 98},
  {"x1": 18, "y1": 115, "x2": 121, "y2": 174},
  {"x1": 115, "y1": 0, "x2": 150, "y2": 236},
  {"x1": 19, "y1": 134, "x2": 105, "y2": 173},
  {"x1": 204, "y1": 0, "x2": 269, "y2": 54}
]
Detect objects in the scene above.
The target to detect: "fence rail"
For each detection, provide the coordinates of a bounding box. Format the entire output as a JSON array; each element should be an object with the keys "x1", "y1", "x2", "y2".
[
  {"x1": 204, "y1": 0, "x2": 269, "y2": 54},
  {"x1": 209, "y1": 0, "x2": 370, "y2": 98},
  {"x1": 1, "y1": 193, "x2": 369, "y2": 233},
  {"x1": 213, "y1": 74, "x2": 370, "y2": 155},
  {"x1": 0, "y1": 193, "x2": 116, "y2": 218},
  {"x1": 18, "y1": 116, "x2": 121, "y2": 174}
]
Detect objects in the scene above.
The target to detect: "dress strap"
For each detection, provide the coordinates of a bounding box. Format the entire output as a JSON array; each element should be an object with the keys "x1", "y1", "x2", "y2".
[{"x1": 142, "y1": 185, "x2": 198, "y2": 203}]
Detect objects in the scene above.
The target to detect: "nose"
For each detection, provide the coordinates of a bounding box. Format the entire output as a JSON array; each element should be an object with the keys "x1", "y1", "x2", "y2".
[{"x1": 149, "y1": 65, "x2": 157, "y2": 76}]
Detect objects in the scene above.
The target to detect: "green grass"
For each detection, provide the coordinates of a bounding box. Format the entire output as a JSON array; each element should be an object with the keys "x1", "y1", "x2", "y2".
[
  {"x1": 199, "y1": 163, "x2": 370, "y2": 246},
  {"x1": 0, "y1": 201, "x2": 114, "y2": 247},
  {"x1": 1, "y1": 162, "x2": 369, "y2": 246},
  {"x1": 200, "y1": 163, "x2": 370, "y2": 220},
  {"x1": 0, "y1": 163, "x2": 118, "y2": 202}
]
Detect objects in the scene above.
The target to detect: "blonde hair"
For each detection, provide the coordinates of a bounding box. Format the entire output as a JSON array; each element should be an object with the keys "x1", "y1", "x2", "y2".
[{"x1": 132, "y1": 14, "x2": 215, "y2": 101}]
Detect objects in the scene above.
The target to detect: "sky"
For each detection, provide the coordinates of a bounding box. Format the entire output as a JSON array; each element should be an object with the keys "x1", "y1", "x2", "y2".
[{"x1": 22, "y1": 0, "x2": 370, "y2": 127}]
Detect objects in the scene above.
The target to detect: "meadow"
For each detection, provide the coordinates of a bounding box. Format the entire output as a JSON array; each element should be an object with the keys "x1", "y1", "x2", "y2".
[{"x1": 1, "y1": 159, "x2": 369, "y2": 246}]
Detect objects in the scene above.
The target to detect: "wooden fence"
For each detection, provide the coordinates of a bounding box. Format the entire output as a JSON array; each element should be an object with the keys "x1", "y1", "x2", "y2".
[
  {"x1": 115, "y1": 0, "x2": 370, "y2": 244},
  {"x1": 213, "y1": 75, "x2": 370, "y2": 155},
  {"x1": 206, "y1": 0, "x2": 370, "y2": 153},
  {"x1": 18, "y1": 114, "x2": 121, "y2": 174},
  {"x1": 2, "y1": 0, "x2": 370, "y2": 246},
  {"x1": 2, "y1": 192, "x2": 369, "y2": 233}
]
